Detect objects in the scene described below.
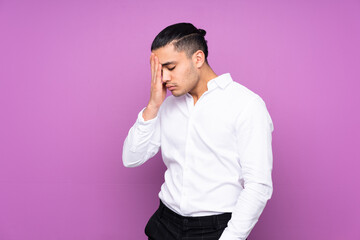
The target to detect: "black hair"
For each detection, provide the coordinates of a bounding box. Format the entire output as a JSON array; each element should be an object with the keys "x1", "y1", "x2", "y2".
[{"x1": 151, "y1": 22, "x2": 209, "y2": 63}]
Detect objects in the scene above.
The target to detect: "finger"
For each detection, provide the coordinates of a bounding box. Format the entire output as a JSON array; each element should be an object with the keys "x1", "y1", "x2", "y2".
[
  {"x1": 154, "y1": 56, "x2": 158, "y2": 84},
  {"x1": 150, "y1": 53, "x2": 154, "y2": 72},
  {"x1": 156, "y1": 62, "x2": 162, "y2": 84},
  {"x1": 151, "y1": 54, "x2": 155, "y2": 83},
  {"x1": 149, "y1": 53, "x2": 153, "y2": 65}
]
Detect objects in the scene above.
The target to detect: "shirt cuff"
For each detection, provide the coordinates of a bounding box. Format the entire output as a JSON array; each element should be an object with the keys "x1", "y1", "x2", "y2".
[
  {"x1": 219, "y1": 228, "x2": 247, "y2": 240},
  {"x1": 136, "y1": 107, "x2": 159, "y2": 131}
]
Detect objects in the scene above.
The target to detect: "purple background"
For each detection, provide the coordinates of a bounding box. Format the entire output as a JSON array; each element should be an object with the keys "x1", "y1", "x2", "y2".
[{"x1": 1, "y1": 0, "x2": 359, "y2": 239}]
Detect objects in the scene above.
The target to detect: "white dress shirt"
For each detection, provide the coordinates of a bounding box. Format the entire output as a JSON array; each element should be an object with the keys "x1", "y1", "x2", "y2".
[{"x1": 122, "y1": 73, "x2": 274, "y2": 240}]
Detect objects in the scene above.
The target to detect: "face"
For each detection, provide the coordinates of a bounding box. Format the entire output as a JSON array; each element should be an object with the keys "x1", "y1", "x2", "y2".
[{"x1": 152, "y1": 44, "x2": 200, "y2": 97}]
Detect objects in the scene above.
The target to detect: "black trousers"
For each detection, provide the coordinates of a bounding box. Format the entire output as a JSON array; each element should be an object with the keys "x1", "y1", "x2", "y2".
[{"x1": 145, "y1": 200, "x2": 241, "y2": 240}]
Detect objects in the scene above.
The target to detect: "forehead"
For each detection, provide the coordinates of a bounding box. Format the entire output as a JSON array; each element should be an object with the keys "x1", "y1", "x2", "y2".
[{"x1": 152, "y1": 44, "x2": 187, "y2": 64}]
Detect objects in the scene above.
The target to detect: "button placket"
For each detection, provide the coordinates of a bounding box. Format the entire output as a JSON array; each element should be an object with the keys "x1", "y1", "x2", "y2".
[
  {"x1": 180, "y1": 95, "x2": 195, "y2": 212},
  {"x1": 181, "y1": 91, "x2": 213, "y2": 213}
]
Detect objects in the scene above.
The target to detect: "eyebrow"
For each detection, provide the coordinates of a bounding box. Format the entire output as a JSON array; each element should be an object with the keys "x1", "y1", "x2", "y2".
[{"x1": 161, "y1": 61, "x2": 177, "y2": 67}]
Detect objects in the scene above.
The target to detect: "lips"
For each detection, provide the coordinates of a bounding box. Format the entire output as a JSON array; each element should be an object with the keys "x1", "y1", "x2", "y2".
[{"x1": 166, "y1": 84, "x2": 176, "y2": 90}]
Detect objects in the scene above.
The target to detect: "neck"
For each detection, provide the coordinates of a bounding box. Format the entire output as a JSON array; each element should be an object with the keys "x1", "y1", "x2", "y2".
[{"x1": 189, "y1": 64, "x2": 218, "y2": 104}]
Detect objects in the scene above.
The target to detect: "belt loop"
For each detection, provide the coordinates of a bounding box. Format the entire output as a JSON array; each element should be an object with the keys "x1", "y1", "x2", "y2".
[{"x1": 159, "y1": 200, "x2": 165, "y2": 219}]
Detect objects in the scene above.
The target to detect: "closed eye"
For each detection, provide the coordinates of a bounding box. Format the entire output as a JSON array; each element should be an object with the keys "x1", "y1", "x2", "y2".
[{"x1": 168, "y1": 66, "x2": 175, "y2": 71}]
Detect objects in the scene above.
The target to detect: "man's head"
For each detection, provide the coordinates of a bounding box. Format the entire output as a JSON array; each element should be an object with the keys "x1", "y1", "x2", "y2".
[
  {"x1": 151, "y1": 23, "x2": 211, "y2": 97},
  {"x1": 151, "y1": 22, "x2": 208, "y2": 64}
]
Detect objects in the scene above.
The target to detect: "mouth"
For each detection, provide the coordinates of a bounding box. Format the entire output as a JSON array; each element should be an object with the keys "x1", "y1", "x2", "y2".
[{"x1": 166, "y1": 84, "x2": 176, "y2": 90}]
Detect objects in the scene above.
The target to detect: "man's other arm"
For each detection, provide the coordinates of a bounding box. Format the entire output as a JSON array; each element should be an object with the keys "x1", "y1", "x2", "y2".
[{"x1": 219, "y1": 96, "x2": 274, "y2": 240}]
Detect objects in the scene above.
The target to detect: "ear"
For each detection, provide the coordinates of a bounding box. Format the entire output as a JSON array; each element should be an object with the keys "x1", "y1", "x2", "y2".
[{"x1": 192, "y1": 50, "x2": 206, "y2": 68}]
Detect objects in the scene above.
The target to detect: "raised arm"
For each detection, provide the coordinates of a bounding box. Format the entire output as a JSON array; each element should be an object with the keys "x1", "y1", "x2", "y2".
[{"x1": 122, "y1": 53, "x2": 167, "y2": 167}]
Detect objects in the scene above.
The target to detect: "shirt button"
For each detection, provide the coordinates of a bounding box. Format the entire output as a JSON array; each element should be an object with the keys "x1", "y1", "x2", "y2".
[{"x1": 184, "y1": 219, "x2": 188, "y2": 224}]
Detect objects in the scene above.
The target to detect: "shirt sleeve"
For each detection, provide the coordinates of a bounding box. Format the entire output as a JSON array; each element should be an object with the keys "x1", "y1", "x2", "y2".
[
  {"x1": 122, "y1": 106, "x2": 161, "y2": 168},
  {"x1": 219, "y1": 96, "x2": 274, "y2": 240}
]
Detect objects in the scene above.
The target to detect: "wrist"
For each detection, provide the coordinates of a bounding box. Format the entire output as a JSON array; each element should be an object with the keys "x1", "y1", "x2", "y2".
[
  {"x1": 143, "y1": 104, "x2": 160, "y2": 121},
  {"x1": 146, "y1": 101, "x2": 161, "y2": 110}
]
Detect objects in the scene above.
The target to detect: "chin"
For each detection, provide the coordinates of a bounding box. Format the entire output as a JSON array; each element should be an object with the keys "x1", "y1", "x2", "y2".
[
  {"x1": 171, "y1": 90, "x2": 185, "y2": 97},
  {"x1": 171, "y1": 92, "x2": 182, "y2": 97}
]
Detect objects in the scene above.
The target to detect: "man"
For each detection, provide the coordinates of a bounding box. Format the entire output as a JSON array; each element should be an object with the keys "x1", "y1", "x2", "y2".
[{"x1": 122, "y1": 22, "x2": 274, "y2": 240}]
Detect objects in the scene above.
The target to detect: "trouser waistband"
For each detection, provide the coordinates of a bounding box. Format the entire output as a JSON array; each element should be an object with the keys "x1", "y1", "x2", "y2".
[{"x1": 158, "y1": 200, "x2": 232, "y2": 229}]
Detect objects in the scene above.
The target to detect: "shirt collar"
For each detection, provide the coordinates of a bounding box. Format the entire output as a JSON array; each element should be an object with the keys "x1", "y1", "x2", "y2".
[
  {"x1": 207, "y1": 73, "x2": 233, "y2": 90},
  {"x1": 185, "y1": 73, "x2": 233, "y2": 98}
]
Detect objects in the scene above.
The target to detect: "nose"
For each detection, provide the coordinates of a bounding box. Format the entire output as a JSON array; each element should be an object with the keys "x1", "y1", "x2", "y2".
[{"x1": 161, "y1": 68, "x2": 171, "y2": 83}]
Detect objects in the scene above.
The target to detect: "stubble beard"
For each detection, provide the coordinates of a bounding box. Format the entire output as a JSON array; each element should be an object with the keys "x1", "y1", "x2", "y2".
[{"x1": 172, "y1": 62, "x2": 199, "y2": 97}]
